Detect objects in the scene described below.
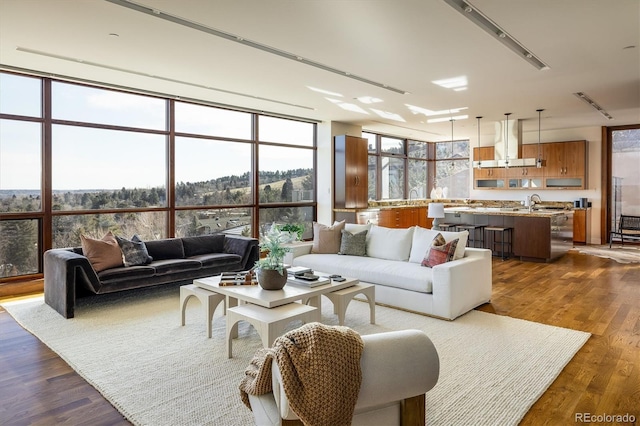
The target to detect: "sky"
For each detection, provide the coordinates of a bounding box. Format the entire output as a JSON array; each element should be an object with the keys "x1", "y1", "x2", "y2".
[{"x1": 0, "y1": 73, "x2": 314, "y2": 190}]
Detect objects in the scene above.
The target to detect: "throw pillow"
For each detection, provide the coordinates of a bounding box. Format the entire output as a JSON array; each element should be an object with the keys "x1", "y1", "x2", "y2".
[
  {"x1": 311, "y1": 221, "x2": 345, "y2": 254},
  {"x1": 116, "y1": 234, "x2": 153, "y2": 267},
  {"x1": 421, "y1": 233, "x2": 459, "y2": 268},
  {"x1": 408, "y1": 226, "x2": 468, "y2": 263},
  {"x1": 80, "y1": 231, "x2": 123, "y2": 272},
  {"x1": 366, "y1": 225, "x2": 414, "y2": 261},
  {"x1": 338, "y1": 229, "x2": 368, "y2": 256}
]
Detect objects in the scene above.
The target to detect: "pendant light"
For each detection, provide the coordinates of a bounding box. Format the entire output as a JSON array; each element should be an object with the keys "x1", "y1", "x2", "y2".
[
  {"x1": 476, "y1": 116, "x2": 482, "y2": 169},
  {"x1": 536, "y1": 109, "x2": 544, "y2": 168},
  {"x1": 504, "y1": 113, "x2": 511, "y2": 168},
  {"x1": 450, "y1": 118, "x2": 455, "y2": 170}
]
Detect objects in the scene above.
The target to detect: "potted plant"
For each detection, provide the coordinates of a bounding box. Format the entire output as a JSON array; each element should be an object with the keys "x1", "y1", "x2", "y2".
[
  {"x1": 276, "y1": 223, "x2": 305, "y2": 242},
  {"x1": 255, "y1": 225, "x2": 292, "y2": 290}
]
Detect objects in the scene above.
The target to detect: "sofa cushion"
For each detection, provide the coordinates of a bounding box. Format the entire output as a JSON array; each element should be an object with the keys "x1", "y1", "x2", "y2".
[
  {"x1": 409, "y1": 226, "x2": 468, "y2": 263},
  {"x1": 293, "y1": 253, "x2": 433, "y2": 294},
  {"x1": 190, "y1": 253, "x2": 242, "y2": 268},
  {"x1": 422, "y1": 233, "x2": 459, "y2": 267},
  {"x1": 182, "y1": 234, "x2": 226, "y2": 257},
  {"x1": 311, "y1": 221, "x2": 345, "y2": 254},
  {"x1": 366, "y1": 225, "x2": 414, "y2": 261},
  {"x1": 80, "y1": 231, "x2": 123, "y2": 272},
  {"x1": 144, "y1": 238, "x2": 185, "y2": 260},
  {"x1": 150, "y1": 259, "x2": 202, "y2": 275},
  {"x1": 115, "y1": 235, "x2": 153, "y2": 267},
  {"x1": 339, "y1": 229, "x2": 368, "y2": 256},
  {"x1": 97, "y1": 265, "x2": 156, "y2": 282}
]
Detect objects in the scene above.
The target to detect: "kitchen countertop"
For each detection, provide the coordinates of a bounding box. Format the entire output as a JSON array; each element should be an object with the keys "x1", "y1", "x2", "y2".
[
  {"x1": 334, "y1": 200, "x2": 576, "y2": 216},
  {"x1": 444, "y1": 206, "x2": 572, "y2": 217}
]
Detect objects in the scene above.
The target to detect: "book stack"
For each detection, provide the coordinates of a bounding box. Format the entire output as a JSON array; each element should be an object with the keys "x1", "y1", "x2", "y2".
[
  {"x1": 287, "y1": 266, "x2": 313, "y2": 276},
  {"x1": 219, "y1": 271, "x2": 258, "y2": 286}
]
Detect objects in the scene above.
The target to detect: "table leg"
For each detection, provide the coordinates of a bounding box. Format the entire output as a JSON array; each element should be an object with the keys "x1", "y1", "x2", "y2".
[
  {"x1": 305, "y1": 295, "x2": 322, "y2": 322},
  {"x1": 226, "y1": 296, "x2": 239, "y2": 339}
]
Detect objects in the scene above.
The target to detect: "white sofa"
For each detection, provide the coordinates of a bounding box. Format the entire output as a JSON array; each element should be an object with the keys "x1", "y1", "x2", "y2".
[{"x1": 286, "y1": 224, "x2": 492, "y2": 320}]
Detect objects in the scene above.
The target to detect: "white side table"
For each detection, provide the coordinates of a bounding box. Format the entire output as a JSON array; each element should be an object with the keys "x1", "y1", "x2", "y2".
[
  {"x1": 180, "y1": 284, "x2": 226, "y2": 338},
  {"x1": 226, "y1": 303, "x2": 317, "y2": 358},
  {"x1": 324, "y1": 283, "x2": 375, "y2": 326}
]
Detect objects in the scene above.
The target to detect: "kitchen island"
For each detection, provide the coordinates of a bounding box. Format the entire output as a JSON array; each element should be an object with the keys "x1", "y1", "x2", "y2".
[{"x1": 443, "y1": 207, "x2": 574, "y2": 262}]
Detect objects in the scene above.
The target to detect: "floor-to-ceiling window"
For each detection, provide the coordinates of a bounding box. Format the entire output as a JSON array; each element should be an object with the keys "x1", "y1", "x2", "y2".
[
  {"x1": 607, "y1": 125, "x2": 640, "y2": 240},
  {"x1": 0, "y1": 71, "x2": 317, "y2": 282},
  {"x1": 365, "y1": 131, "x2": 469, "y2": 201},
  {"x1": 434, "y1": 139, "x2": 470, "y2": 199}
]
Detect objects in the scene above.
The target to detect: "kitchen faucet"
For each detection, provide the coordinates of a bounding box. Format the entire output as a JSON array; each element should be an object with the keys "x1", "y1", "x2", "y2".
[
  {"x1": 409, "y1": 188, "x2": 419, "y2": 201},
  {"x1": 529, "y1": 193, "x2": 542, "y2": 212}
]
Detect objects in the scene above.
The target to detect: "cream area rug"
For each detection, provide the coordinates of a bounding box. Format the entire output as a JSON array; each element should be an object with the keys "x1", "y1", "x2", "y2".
[
  {"x1": 2, "y1": 285, "x2": 590, "y2": 426},
  {"x1": 572, "y1": 244, "x2": 640, "y2": 263}
]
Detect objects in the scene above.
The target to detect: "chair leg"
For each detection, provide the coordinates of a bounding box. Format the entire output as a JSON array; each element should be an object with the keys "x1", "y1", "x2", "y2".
[{"x1": 400, "y1": 394, "x2": 425, "y2": 426}]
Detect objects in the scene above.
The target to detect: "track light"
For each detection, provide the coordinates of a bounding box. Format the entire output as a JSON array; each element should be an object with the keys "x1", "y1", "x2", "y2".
[{"x1": 442, "y1": 0, "x2": 550, "y2": 70}]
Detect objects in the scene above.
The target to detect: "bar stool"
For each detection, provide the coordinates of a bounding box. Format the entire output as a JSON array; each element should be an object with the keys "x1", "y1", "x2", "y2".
[
  {"x1": 455, "y1": 224, "x2": 486, "y2": 248},
  {"x1": 437, "y1": 223, "x2": 458, "y2": 231},
  {"x1": 484, "y1": 226, "x2": 513, "y2": 260}
]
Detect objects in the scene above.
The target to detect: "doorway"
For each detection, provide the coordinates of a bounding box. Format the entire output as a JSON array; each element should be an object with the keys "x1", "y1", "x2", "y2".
[{"x1": 604, "y1": 125, "x2": 640, "y2": 243}]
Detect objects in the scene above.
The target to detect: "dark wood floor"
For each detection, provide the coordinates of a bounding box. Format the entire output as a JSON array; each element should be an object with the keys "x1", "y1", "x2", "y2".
[{"x1": 1, "y1": 251, "x2": 639, "y2": 425}]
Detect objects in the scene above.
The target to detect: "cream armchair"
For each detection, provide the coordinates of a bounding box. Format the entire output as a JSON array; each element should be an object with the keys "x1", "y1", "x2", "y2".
[{"x1": 248, "y1": 329, "x2": 440, "y2": 426}]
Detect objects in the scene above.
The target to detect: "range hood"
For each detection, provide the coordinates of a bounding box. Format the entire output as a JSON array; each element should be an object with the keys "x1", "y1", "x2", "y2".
[{"x1": 472, "y1": 118, "x2": 540, "y2": 168}]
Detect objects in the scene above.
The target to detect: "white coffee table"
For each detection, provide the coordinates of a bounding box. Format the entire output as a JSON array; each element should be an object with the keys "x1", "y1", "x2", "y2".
[
  {"x1": 192, "y1": 273, "x2": 359, "y2": 350},
  {"x1": 193, "y1": 273, "x2": 358, "y2": 317}
]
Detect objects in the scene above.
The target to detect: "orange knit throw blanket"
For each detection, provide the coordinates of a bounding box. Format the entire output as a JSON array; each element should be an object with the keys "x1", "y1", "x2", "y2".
[{"x1": 240, "y1": 322, "x2": 364, "y2": 426}]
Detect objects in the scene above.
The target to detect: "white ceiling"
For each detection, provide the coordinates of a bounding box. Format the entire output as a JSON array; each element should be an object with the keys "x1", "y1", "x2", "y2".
[{"x1": 1, "y1": 0, "x2": 638, "y2": 141}]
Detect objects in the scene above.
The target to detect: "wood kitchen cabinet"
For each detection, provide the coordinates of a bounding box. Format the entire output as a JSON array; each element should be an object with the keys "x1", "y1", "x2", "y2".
[
  {"x1": 473, "y1": 141, "x2": 587, "y2": 190},
  {"x1": 473, "y1": 147, "x2": 506, "y2": 189},
  {"x1": 334, "y1": 135, "x2": 368, "y2": 209},
  {"x1": 573, "y1": 208, "x2": 590, "y2": 244},
  {"x1": 401, "y1": 207, "x2": 428, "y2": 228},
  {"x1": 517, "y1": 144, "x2": 544, "y2": 178},
  {"x1": 506, "y1": 144, "x2": 544, "y2": 189},
  {"x1": 377, "y1": 209, "x2": 399, "y2": 228},
  {"x1": 377, "y1": 207, "x2": 428, "y2": 228},
  {"x1": 543, "y1": 140, "x2": 587, "y2": 189}
]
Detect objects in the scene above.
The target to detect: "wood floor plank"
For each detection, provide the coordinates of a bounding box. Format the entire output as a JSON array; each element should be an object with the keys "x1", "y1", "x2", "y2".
[{"x1": 1, "y1": 251, "x2": 639, "y2": 425}]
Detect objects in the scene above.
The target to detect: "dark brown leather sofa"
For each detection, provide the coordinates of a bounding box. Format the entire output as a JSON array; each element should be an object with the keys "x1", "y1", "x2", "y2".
[{"x1": 44, "y1": 234, "x2": 259, "y2": 318}]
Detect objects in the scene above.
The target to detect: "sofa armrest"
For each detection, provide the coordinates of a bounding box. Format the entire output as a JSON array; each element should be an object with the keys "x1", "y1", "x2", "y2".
[
  {"x1": 224, "y1": 235, "x2": 260, "y2": 270},
  {"x1": 44, "y1": 249, "x2": 101, "y2": 319},
  {"x1": 283, "y1": 241, "x2": 313, "y2": 265},
  {"x1": 430, "y1": 248, "x2": 492, "y2": 320},
  {"x1": 267, "y1": 329, "x2": 439, "y2": 421}
]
